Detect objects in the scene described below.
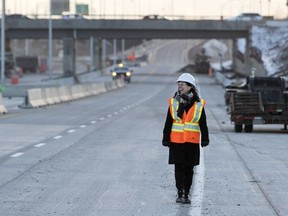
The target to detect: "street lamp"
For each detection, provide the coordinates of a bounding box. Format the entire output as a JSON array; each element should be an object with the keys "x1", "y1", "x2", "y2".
[
  {"x1": 268, "y1": 0, "x2": 271, "y2": 16},
  {"x1": 218, "y1": 53, "x2": 223, "y2": 72},
  {"x1": 171, "y1": 0, "x2": 174, "y2": 18},
  {"x1": 48, "y1": 0, "x2": 53, "y2": 79},
  {"x1": 1, "y1": 0, "x2": 5, "y2": 84},
  {"x1": 220, "y1": 0, "x2": 231, "y2": 19}
]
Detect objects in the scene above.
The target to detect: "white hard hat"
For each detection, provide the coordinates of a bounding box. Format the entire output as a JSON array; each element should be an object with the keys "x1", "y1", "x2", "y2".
[{"x1": 177, "y1": 73, "x2": 196, "y2": 87}]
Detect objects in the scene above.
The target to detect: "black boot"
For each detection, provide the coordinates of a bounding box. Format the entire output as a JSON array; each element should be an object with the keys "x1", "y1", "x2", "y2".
[
  {"x1": 175, "y1": 190, "x2": 183, "y2": 203},
  {"x1": 182, "y1": 193, "x2": 191, "y2": 204}
]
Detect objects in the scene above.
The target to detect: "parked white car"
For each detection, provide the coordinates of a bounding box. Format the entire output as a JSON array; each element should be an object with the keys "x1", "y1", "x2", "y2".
[{"x1": 227, "y1": 13, "x2": 263, "y2": 21}]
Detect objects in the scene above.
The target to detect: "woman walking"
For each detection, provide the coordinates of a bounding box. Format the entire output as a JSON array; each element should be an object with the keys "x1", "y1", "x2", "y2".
[{"x1": 162, "y1": 73, "x2": 210, "y2": 204}]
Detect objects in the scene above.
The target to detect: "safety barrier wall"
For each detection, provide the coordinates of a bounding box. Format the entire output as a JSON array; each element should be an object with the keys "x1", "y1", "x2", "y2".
[
  {"x1": 21, "y1": 79, "x2": 125, "y2": 108},
  {"x1": 214, "y1": 70, "x2": 242, "y2": 87},
  {"x1": 0, "y1": 93, "x2": 7, "y2": 114}
]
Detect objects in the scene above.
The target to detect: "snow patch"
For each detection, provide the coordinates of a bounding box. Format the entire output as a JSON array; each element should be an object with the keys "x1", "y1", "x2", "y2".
[{"x1": 251, "y1": 26, "x2": 288, "y2": 76}]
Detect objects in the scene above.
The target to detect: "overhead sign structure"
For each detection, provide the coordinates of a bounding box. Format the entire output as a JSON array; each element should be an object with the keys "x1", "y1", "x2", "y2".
[
  {"x1": 76, "y1": 4, "x2": 89, "y2": 15},
  {"x1": 51, "y1": 0, "x2": 70, "y2": 15}
]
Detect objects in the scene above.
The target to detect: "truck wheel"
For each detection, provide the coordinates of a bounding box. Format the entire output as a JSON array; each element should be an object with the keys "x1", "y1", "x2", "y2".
[
  {"x1": 244, "y1": 124, "x2": 253, "y2": 133},
  {"x1": 234, "y1": 124, "x2": 243, "y2": 132}
]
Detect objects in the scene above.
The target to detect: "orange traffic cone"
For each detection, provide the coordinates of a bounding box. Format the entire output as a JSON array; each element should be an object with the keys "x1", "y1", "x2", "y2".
[{"x1": 208, "y1": 68, "x2": 213, "y2": 77}]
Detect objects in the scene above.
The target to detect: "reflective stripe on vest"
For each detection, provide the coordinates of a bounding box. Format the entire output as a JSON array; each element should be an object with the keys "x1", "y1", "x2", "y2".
[
  {"x1": 169, "y1": 98, "x2": 181, "y2": 122},
  {"x1": 169, "y1": 98, "x2": 205, "y2": 144},
  {"x1": 184, "y1": 122, "x2": 200, "y2": 132},
  {"x1": 191, "y1": 99, "x2": 205, "y2": 123},
  {"x1": 171, "y1": 122, "x2": 184, "y2": 132}
]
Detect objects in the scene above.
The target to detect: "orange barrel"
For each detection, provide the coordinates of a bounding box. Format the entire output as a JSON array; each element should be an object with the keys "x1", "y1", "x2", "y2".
[{"x1": 11, "y1": 75, "x2": 19, "y2": 85}]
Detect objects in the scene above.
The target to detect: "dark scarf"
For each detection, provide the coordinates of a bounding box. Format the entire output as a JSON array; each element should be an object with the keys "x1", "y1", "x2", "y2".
[{"x1": 174, "y1": 91, "x2": 194, "y2": 118}]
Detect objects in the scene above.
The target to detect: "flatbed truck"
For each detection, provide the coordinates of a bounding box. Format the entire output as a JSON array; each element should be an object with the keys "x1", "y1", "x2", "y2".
[{"x1": 225, "y1": 76, "x2": 288, "y2": 132}]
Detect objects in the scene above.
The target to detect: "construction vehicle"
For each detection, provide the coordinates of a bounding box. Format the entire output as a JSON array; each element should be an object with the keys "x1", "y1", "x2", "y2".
[
  {"x1": 225, "y1": 76, "x2": 288, "y2": 132},
  {"x1": 194, "y1": 48, "x2": 210, "y2": 74},
  {"x1": 15, "y1": 56, "x2": 38, "y2": 73}
]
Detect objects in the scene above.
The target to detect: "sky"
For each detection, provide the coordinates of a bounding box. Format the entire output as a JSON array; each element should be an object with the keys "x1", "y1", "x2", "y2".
[{"x1": 2, "y1": 0, "x2": 288, "y2": 19}]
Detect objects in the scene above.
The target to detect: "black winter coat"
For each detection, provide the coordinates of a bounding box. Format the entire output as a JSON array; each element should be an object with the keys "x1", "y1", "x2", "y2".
[{"x1": 162, "y1": 99, "x2": 209, "y2": 166}]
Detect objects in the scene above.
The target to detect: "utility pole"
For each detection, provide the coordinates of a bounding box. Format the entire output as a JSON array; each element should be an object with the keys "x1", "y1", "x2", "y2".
[
  {"x1": 48, "y1": 0, "x2": 53, "y2": 79},
  {"x1": 1, "y1": 0, "x2": 5, "y2": 84},
  {"x1": 268, "y1": 0, "x2": 271, "y2": 16}
]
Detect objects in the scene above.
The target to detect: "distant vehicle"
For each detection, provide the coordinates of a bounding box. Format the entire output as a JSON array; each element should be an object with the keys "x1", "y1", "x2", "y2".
[
  {"x1": 225, "y1": 76, "x2": 288, "y2": 132},
  {"x1": 110, "y1": 63, "x2": 133, "y2": 83},
  {"x1": 62, "y1": 13, "x2": 84, "y2": 20},
  {"x1": 15, "y1": 56, "x2": 38, "y2": 73},
  {"x1": 0, "y1": 53, "x2": 22, "y2": 78},
  {"x1": 143, "y1": 15, "x2": 168, "y2": 20},
  {"x1": 6, "y1": 14, "x2": 30, "y2": 19},
  {"x1": 227, "y1": 13, "x2": 263, "y2": 21},
  {"x1": 194, "y1": 48, "x2": 210, "y2": 74}
]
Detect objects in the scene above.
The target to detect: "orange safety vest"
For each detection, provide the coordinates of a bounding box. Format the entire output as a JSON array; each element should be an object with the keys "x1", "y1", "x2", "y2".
[{"x1": 169, "y1": 97, "x2": 206, "y2": 144}]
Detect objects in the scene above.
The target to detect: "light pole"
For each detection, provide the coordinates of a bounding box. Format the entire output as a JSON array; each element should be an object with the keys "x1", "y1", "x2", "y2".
[
  {"x1": 171, "y1": 0, "x2": 174, "y2": 18},
  {"x1": 220, "y1": 0, "x2": 231, "y2": 19},
  {"x1": 114, "y1": 0, "x2": 116, "y2": 19},
  {"x1": 1, "y1": 0, "x2": 5, "y2": 84},
  {"x1": 268, "y1": 0, "x2": 271, "y2": 16},
  {"x1": 48, "y1": 0, "x2": 52, "y2": 79}
]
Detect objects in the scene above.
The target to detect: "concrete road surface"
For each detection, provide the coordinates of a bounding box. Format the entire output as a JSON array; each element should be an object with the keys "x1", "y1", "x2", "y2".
[{"x1": 0, "y1": 40, "x2": 287, "y2": 216}]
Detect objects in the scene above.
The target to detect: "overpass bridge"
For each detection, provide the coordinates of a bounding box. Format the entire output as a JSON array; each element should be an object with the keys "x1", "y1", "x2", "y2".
[
  {"x1": 3, "y1": 18, "x2": 254, "y2": 39},
  {"x1": 1, "y1": 18, "x2": 264, "y2": 79}
]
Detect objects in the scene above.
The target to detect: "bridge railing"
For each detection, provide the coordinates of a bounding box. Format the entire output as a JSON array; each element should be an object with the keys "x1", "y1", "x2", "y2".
[{"x1": 11, "y1": 13, "x2": 228, "y2": 21}]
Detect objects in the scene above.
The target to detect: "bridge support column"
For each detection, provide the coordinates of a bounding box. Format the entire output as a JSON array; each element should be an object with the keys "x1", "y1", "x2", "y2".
[
  {"x1": 63, "y1": 37, "x2": 76, "y2": 78},
  {"x1": 232, "y1": 38, "x2": 237, "y2": 72},
  {"x1": 92, "y1": 38, "x2": 101, "y2": 73}
]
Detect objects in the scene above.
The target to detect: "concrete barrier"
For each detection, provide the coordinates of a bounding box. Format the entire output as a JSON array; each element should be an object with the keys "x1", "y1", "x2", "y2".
[
  {"x1": 42, "y1": 87, "x2": 56, "y2": 105},
  {"x1": 81, "y1": 84, "x2": 91, "y2": 98},
  {"x1": 92, "y1": 83, "x2": 107, "y2": 95},
  {"x1": 116, "y1": 79, "x2": 125, "y2": 88},
  {"x1": 58, "y1": 86, "x2": 71, "y2": 102},
  {"x1": 0, "y1": 93, "x2": 7, "y2": 114},
  {"x1": 105, "y1": 80, "x2": 118, "y2": 91},
  {"x1": 71, "y1": 85, "x2": 82, "y2": 100},
  {"x1": 20, "y1": 80, "x2": 125, "y2": 109},
  {"x1": 27, "y1": 88, "x2": 45, "y2": 108},
  {"x1": 50, "y1": 87, "x2": 61, "y2": 104},
  {"x1": 214, "y1": 70, "x2": 246, "y2": 87}
]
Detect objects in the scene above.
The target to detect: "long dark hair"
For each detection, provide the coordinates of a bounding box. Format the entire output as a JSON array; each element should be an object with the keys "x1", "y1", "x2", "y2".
[
  {"x1": 187, "y1": 83, "x2": 200, "y2": 102},
  {"x1": 174, "y1": 82, "x2": 201, "y2": 102}
]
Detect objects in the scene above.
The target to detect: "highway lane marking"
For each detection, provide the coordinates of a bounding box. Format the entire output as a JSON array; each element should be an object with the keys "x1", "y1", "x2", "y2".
[
  {"x1": 10, "y1": 107, "x2": 20, "y2": 110},
  {"x1": 10, "y1": 152, "x2": 24, "y2": 158},
  {"x1": 5, "y1": 101, "x2": 144, "y2": 163},
  {"x1": 34, "y1": 143, "x2": 46, "y2": 148},
  {"x1": 53, "y1": 135, "x2": 62, "y2": 139},
  {"x1": 189, "y1": 147, "x2": 205, "y2": 216},
  {"x1": 189, "y1": 81, "x2": 205, "y2": 216},
  {"x1": 0, "y1": 113, "x2": 18, "y2": 119}
]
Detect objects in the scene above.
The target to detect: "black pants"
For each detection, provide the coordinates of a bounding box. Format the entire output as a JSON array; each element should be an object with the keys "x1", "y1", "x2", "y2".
[{"x1": 175, "y1": 164, "x2": 194, "y2": 194}]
